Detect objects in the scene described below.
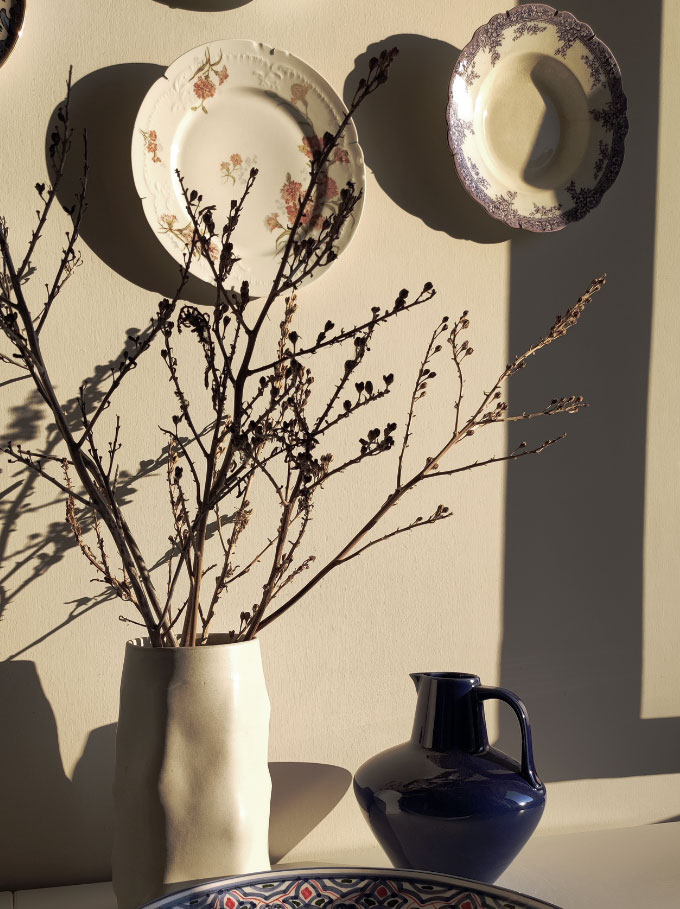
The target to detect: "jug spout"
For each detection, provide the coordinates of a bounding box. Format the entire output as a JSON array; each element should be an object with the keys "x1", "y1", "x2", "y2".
[{"x1": 410, "y1": 672, "x2": 488, "y2": 753}]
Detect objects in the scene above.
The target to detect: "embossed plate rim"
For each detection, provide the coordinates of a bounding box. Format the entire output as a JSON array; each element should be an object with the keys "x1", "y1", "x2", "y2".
[{"x1": 132, "y1": 38, "x2": 365, "y2": 291}]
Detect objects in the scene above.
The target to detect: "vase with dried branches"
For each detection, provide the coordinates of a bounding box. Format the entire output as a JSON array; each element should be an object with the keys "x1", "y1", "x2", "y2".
[{"x1": 0, "y1": 50, "x2": 605, "y2": 907}]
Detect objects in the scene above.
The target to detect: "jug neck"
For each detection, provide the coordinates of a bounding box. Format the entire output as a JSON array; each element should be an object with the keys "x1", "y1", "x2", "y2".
[{"x1": 410, "y1": 672, "x2": 489, "y2": 753}]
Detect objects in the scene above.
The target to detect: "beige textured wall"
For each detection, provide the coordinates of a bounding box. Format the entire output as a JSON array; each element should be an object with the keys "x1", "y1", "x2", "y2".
[{"x1": 0, "y1": 0, "x2": 678, "y2": 891}]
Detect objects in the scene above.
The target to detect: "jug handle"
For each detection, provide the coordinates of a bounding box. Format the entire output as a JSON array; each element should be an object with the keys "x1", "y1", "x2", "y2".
[{"x1": 475, "y1": 686, "x2": 543, "y2": 790}]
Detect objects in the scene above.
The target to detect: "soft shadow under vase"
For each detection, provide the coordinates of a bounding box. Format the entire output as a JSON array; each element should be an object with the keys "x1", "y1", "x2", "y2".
[
  {"x1": 112, "y1": 636, "x2": 271, "y2": 909},
  {"x1": 354, "y1": 672, "x2": 546, "y2": 884}
]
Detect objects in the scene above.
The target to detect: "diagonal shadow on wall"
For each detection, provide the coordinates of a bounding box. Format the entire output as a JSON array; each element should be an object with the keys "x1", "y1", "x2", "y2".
[
  {"x1": 498, "y1": 0, "x2": 680, "y2": 782},
  {"x1": 0, "y1": 660, "x2": 350, "y2": 889},
  {"x1": 0, "y1": 661, "x2": 116, "y2": 889}
]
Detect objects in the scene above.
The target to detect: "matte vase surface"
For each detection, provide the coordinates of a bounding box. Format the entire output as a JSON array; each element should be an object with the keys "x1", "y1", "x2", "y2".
[
  {"x1": 354, "y1": 672, "x2": 546, "y2": 884},
  {"x1": 113, "y1": 636, "x2": 271, "y2": 909}
]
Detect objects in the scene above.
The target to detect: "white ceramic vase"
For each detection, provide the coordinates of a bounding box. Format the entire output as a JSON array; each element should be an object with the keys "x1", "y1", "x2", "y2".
[{"x1": 112, "y1": 636, "x2": 271, "y2": 909}]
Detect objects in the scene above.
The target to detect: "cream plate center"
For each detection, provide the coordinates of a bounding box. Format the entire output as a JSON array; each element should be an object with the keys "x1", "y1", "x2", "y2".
[
  {"x1": 173, "y1": 88, "x2": 312, "y2": 262},
  {"x1": 477, "y1": 52, "x2": 590, "y2": 191}
]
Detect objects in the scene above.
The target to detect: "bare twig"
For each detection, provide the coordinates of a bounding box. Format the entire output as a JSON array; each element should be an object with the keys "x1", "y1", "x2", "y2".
[{"x1": 0, "y1": 48, "x2": 604, "y2": 648}]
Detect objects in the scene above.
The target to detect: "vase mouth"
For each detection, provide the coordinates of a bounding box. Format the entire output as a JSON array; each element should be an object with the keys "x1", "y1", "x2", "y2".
[
  {"x1": 410, "y1": 671, "x2": 480, "y2": 681},
  {"x1": 126, "y1": 634, "x2": 260, "y2": 650}
]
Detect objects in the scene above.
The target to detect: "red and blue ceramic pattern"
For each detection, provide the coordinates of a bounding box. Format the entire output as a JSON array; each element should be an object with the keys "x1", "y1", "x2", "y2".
[{"x1": 138, "y1": 868, "x2": 561, "y2": 909}]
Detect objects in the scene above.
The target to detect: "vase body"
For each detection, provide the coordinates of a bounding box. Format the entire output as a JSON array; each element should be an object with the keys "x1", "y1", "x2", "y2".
[
  {"x1": 112, "y1": 636, "x2": 271, "y2": 909},
  {"x1": 354, "y1": 672, "x2": 546, "y2": 884}
]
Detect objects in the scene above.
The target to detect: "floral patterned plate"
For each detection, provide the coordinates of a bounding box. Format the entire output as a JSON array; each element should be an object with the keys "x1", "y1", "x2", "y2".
[
  {"x1": 132, "y1": 39, "x2": 364, "y2": 293},
  {"x1": 447, "y1": 4, "x2": 628, "y2": 231},
  {"x1": 138, "y1": 867, "x2": 562, "y2": 909},
  {"x1": 0, "y1": 0, "x2": 25, "y2": 69}
]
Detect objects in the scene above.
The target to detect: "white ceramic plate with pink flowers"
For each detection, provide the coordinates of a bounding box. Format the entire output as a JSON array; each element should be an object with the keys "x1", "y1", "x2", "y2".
[{"x1": 132, "y1": 39, "x2": 364, "y2": 293}]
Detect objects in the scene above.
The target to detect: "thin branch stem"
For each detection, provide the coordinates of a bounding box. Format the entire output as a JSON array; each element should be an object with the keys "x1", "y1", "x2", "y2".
[
  {"x1": 338, "y1": 506, "x2": 452, "y2": 565},
  {"x1": 3, "y1": 445, "x2": 89, "y2": 506}
]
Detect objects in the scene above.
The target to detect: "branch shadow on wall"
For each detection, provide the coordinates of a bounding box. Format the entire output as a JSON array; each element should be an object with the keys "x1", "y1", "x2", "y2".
[
  {"x1": 48, "y1": 64, "x2": 214, "y2": 305},
  {"x1": 497, "y1": 0, "x2": 680, "y2": 785},
  {"x1": 0, "y1": 381, "x2": 115, "y2": 634},
  {"x1": 0, "y1": 323, "x2": 247, "y2": 657},
  {"x1": 0, "y1": 660, "x2": 350, "y2": 888},
  {"x1": 343, "y1": 34, "x2": 513, "y2": 244},
  {"x1": 0, "y1": 327, "x2": 170, "y2": 646}
]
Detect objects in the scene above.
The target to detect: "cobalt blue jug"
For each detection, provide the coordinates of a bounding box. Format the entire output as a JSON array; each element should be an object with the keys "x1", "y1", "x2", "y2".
[{"x1": 353, "y1": 672, "x2": 546, "y2": 883}]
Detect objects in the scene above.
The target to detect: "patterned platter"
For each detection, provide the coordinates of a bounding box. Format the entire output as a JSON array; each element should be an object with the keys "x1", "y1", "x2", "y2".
[
  {"x1": 0, "y1": 0, "x2": 25, "y2": 69},
  {"x1": 138, "y1": 868, "x2": 562, "y2": 909},
  {"x1": 447, "y1": 4, "x2": 628, "y2": 231},
  {"x1": 132, "y1": 39, "x2": 364, "y2": 294}
]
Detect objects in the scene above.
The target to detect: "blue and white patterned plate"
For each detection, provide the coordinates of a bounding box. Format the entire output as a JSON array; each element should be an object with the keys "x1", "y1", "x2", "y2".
[
  {"x1": 138, "y1": 867, "x2": 562, "y2": 909},
  {"x1": 447, "y1": 4, "x2": 628, "y2": 231}
]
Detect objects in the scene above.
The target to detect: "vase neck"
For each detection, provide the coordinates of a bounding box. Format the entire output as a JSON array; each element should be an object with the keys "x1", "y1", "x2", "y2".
[{"x1": 410, "y1": 672, "x2": 488, "y2": 753}]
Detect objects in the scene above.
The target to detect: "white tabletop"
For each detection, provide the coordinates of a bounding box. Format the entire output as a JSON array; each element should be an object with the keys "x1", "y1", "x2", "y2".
[{"x1": 8, "y1": 822, "x2": 680, "y2": 908}]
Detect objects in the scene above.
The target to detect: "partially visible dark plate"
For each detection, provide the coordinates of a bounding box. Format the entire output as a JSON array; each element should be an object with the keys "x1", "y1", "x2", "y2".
[{"x1": 0, "y1": 0, "x2": 25, "y2": 69}]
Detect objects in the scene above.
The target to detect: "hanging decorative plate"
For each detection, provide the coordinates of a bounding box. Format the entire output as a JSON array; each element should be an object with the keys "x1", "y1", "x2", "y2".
[
  {"x1": 447, "y1": 4, "x2": 628, "y2": 231},
  {"x1": 0, "y1": 0, "x2": 25, "y2": 69},
  {"x1": 132, "y1": 39, "x2": 365, "y2": 293},
  {"x1": 138, "y1": 867, "x2": 562, "y2": 909}
]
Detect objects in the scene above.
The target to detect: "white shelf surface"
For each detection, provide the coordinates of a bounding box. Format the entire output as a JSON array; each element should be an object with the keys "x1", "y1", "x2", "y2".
[{"x1": 10, "y1": 822, "x2": 680, "y2": 908}]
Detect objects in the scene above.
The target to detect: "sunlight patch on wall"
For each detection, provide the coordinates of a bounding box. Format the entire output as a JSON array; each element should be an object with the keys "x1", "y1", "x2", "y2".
[{"x1": 642, "y1": 0, "x2": 680, "y2": 720}]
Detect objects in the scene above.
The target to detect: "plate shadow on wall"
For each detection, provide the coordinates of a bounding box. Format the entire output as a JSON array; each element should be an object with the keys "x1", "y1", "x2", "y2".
[
  {"x1": 343, "y1": 35, "x2": 513, "y2": 244},
  {"x1": 48, "y1": 64, "x2": 215, "y2": 306},
  {"x1": 0, "y1": 661, "x2": 350, "y2": 888},
  {"x1": 497, "y1": 0, "x2": 680, "y2": 784}
]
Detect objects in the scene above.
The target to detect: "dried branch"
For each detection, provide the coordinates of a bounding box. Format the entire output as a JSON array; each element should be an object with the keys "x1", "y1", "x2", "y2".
[
  {"x1": 422, "y1": 436, "x2": 565, "y2": 480},
  {"x1": 0, "y1": 48, "x2": 605, "y2": 648},
  {"x1": 75, "y1": 302, "x2": 176, "y2": 449},
  {"x1": 3, "y1": 443, "x2": 89, "y2": 506},
  {"x1": 258, "y1": 275, "x2": 605, "y2": 633},
  {"x1": 20, "y1": 69, "x2": 75, "y2": 282},
  {"x1": 337, "y1": 504, "x2": 453, "y2": 565},
  {"x1": 63, "y1": 464, "x2": 134, "y2": 603},
  {"x1": 397, "y1": 316, "x2": 447, "y2": 488},
  {"x1": 36, "y1": 131, "x2": 88, "y2": 334},
  {"x1": 248, "y1": 283, "x2": 436, "y2": 377}
]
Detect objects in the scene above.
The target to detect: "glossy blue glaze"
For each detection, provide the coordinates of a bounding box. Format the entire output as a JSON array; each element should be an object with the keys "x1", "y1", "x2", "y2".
[{"x1": 354, "y1": 672, "x2": 546, "y2": 884}]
